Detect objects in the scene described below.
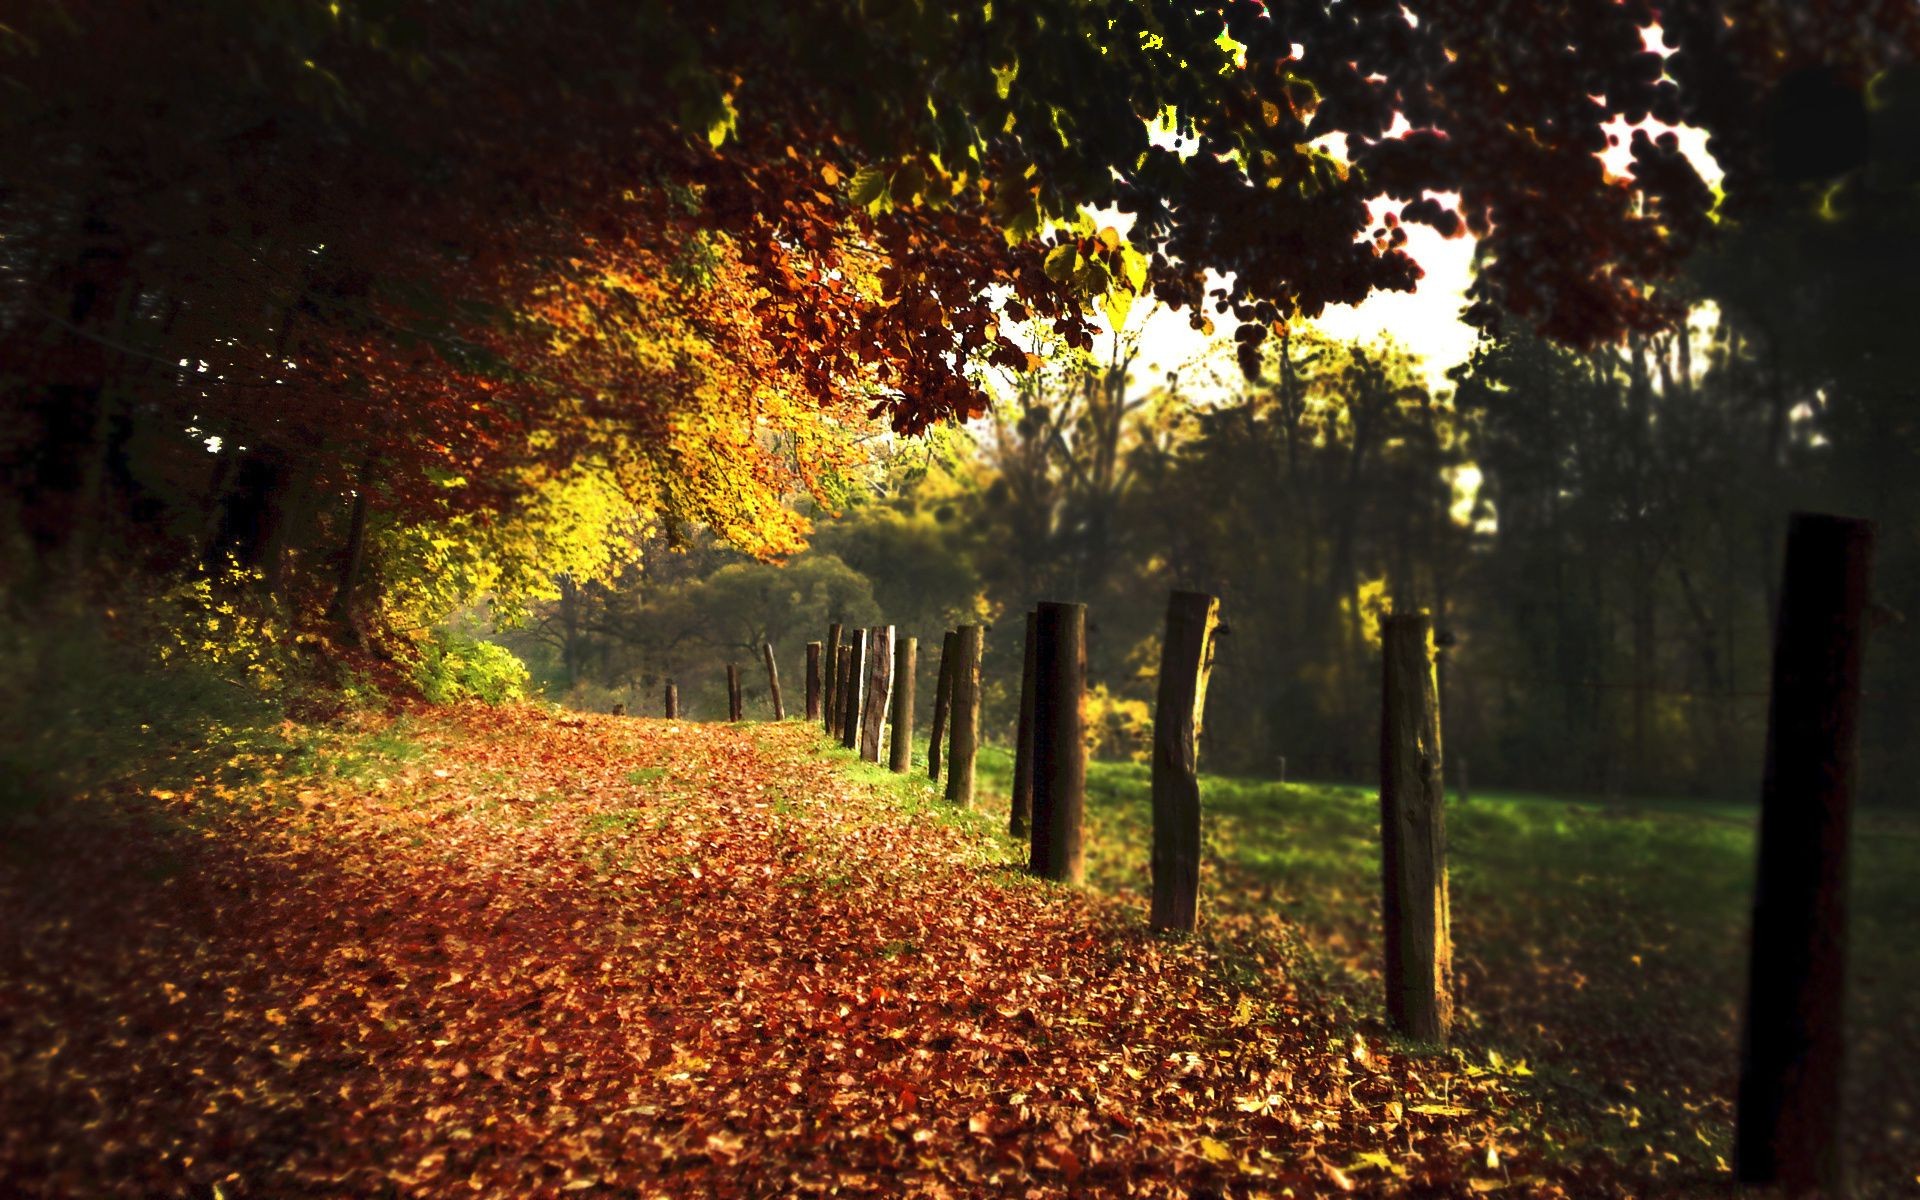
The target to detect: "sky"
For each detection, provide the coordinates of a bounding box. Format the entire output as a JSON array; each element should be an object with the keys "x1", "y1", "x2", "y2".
[{"x1": 1122, "y1": 106, "x2": 1724, "y2": 394}]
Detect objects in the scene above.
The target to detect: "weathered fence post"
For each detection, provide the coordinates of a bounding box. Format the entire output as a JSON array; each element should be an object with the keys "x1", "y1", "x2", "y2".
[
  {"x1": 824, "y1": 623, "x2": 843, "y2": 734},
  {"x1": 664, "y1": 679, "x2": 679, "y2": 718},
  {"x1": 830, "y1": 646, "x2": 846, "y2": 742},
  {"x1": 840, "y1": 631, "x2": 866, "y2": 750},
  {"x1": 1735, "y1": 512, "x2": 1875, "y2": 1195},
  {"x1": 1029, "y1": 601, "x2": 1086, "y2": 883},
  {"x1": 805, "y1": 642, "x2": 823, "y2": 720},
  {"x1": 944, "y1": 624, "x2": 983, "y2": 807},
  {"x1": 890, "y1": 635, "x2": 916, "y2": 774},
  {"x1": 1380, "y1": 611, "x2": 1453, "y2": 1044},
  {"x1": 1010, "y1": 609, "x2": 1038, "y2": 838},
  {"x1": 929, "y1": 629, "x2": 957, "y2": 782},
  {"x1": 727, "y1": 663, "x2": 743, "y2": 722},
  {"x1": 763, "y1": 641, "x2": 784, "y2": 720},
  {"x1": 861, "y1": 626, "x2": 894, "y2": 762},
  {"x1": 1151, "y1": 590, "x2": 1222, "y2": 931}
]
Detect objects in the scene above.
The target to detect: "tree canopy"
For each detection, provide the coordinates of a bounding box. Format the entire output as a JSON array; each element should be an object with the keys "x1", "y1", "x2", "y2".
[{"x1": 3, "y1": 1, "x2": 1914, "y2": 637}]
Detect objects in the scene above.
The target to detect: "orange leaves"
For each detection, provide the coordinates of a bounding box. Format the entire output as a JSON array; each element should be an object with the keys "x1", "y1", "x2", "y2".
[{"x1": 1, "y1": 705, "x2": 1575, "y2": 1197}]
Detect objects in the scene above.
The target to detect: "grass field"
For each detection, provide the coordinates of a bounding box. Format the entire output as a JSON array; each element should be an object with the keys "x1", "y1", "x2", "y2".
[{"x1": 957, "y1": 743, "x2": 1919, "y2": 1195}]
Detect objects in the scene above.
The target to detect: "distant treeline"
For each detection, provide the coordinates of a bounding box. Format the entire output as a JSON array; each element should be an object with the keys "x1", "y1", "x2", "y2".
[{"x1": 521, "y1": 286, "x2": 1920, "y2": 808}]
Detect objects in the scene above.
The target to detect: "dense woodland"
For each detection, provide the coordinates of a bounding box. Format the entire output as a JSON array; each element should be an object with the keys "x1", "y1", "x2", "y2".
[
  {"x1": 5, "y1": 3, "x2": 1916, "y2": 808},
  {"x1": 516, "y1": 266, "x2": 1920, "y2": 806}
]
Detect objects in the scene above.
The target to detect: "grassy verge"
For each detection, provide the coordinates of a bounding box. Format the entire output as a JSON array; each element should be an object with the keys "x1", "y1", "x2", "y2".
[{"x1": 942, "y1": 740, "x2": 1917, "y2": 1194}]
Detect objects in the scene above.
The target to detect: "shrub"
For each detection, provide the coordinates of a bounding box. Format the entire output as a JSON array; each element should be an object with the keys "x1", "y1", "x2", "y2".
[{"x1": 414, "y1": 630, "x2": 531, "y2": 704}]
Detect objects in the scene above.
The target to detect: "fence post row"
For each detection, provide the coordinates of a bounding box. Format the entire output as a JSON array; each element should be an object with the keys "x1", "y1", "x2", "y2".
[
  {"x1": 1735, "y1": 512, "x2": 1875, "y2": 1195},
  {"x1": 726, "y1": 663, "x2": 743, "y2": 723},
  {"x1": 1379, "y1": 610, "x2": 1453, "y2": 1045},
  {"x1": 1010, "y1": 609, "x2": 1038, "y2": 839},
  {"x1": 823, "y1": 623, "x2": 843, "y2": 734},
  {"x1": 805, "y1": 642, "x2": 823, "y2": 721},
  {"x1": 861, "y1": 625, "x2": 894, "y2": 762},
  {"x1": 944, "y1": 624, "x2": 983, "y2": 808},
  {"x1": 889, "y1": 635, "x2": 916, "y2": 774},
  {"x1": 1150, "y1": 590, "x2": 1221, "y2": 932},
  {"x1": 840, "y1": 631, "x2": 866, "y2": 750},
  {"x1": 1029, "y1": 601, "x2": 1086, "y2": 883},
  {"x1": 928, "y1": 630, "x2": 957, "y2": 782}
]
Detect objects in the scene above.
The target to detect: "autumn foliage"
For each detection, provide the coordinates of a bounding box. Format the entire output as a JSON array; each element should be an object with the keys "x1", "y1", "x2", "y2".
[{"x1": 5, "y1": 708, "x2": 1572, "y2": 1198}]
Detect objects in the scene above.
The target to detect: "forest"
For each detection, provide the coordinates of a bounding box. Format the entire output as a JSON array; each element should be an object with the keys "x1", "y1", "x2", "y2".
[{"x1": 3, "y1": 2, "x2": 1917, "y2": 1197}]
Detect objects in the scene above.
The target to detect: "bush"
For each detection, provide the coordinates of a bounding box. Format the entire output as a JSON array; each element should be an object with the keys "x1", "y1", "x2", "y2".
[
  {"x1": 414, "y1": 630, "x2": 531, "y2": 704},
  {"x1": 0, "y1": 587, "x2": 286, "y2": 808}
]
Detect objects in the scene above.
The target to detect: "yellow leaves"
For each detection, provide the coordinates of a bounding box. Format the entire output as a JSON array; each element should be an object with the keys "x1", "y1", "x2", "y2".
[{"x1": 1198, "y1": 1135, "x2": 1236, "y2": 1164}]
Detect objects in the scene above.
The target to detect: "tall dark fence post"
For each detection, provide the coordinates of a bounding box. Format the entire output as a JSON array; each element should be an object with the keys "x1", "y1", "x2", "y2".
[
  {"x1": 1029, "y1": 602, "x2": 1086, "y2": 883},
  {"x1": 890, "y1": 635, "x2": 916, "y2": 774},
  {"x1": 805, "y1": 642, "x2": 822, "y2": 720},
  {"x1": 1151, "y1": 590, "x2": 1221, "y2": 931},
  {"x1": 1380, "y1": 611, "x2": 1453, "y2": 1044},
  {"x1": 664, "y1": 679, "x2": 678, "y2": 718},
  {"x1": 727, "y1": 663, "x2": 743, "y2": 722},
  {"x1": 1735, "y1": 512, "x2": 1875, "y2": 1194},
  {"x1": 840, "y1": 631, "x2": 866, "y2": 750},
  {"x1": 944, "y1": 624, "x2": 983, "y2": 807},
  {"x1": 1010, "y1": 609, "x2": 1038, "y2": 838},
  {"x1": 928, "y1": 630, "x2": 957, "y2": 782},
  {"x1": 763, "y1": 641, "x2": 784, "y2": 720},
  {"x1": 860, "y1": 625, "x2": 894, "y2": 762},
  {"x1": 824, "y1": 623, "x2": 843, "y2": 734},
  {"x1": 833, "y1": 647, "x2": 852, "y2": 741}
]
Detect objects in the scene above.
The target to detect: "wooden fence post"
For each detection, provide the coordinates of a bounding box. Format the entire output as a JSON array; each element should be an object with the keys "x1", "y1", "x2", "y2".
[
  {"x1": 1151, "y1": 590, "x2": 1221, "y2": 931},
  {"x1": 1010, "y1": 609, "x2": 1038, "y2": 838},
  {"x1": 1735, "y1": 512, "x2": 1875, "y2": 1194},
  {"x1": 861, "y1": 626, "x2": 894, "y2": 762},
  {"x1": 929, "y1": 630, "x2": 957, "y2": 782},
  {"x1": 1380, "y1": 611, "x2": 1453, "y2": 1044},
  {"x1": 763, "y1": 642, "x2": 784, "y2": 720},
  {"x1": 805, "y1": 642, "x2": 823, "y2": 720},
  {"x1": 664, "y1": 679, "x2": 678, "y2": 718},
  {"x1": 831, "y1": 647, "x2": 849, "y2": 740},
  {"x1": 1029, "y1": 602, "x2": 1086, "y2": 883},
  {"x1": 944, "y1": 624, "x2": 983, "y2": 807},
  {"x1": 727, "y1": 663, "x2": 743, "y2": 722},
  {"x1": 841, "y1": 631, "x2": 866, "y2": 750},
  {"x1": 824, "y1": 623, "x2": 843, "y2": 734},
  {"x1": 890, "y1": 635, "x2": 916, "y2": 774}
]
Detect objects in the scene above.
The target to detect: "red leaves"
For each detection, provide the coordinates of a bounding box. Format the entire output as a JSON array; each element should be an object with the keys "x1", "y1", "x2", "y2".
[{"x1": 2, "y1": 707, "x2": 1564, "y2": 1196}]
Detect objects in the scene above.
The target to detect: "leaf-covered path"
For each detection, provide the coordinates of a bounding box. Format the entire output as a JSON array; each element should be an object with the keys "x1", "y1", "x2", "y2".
[{"x1": 4, "y1": 708, "x2": 1555, "y2": 1198}]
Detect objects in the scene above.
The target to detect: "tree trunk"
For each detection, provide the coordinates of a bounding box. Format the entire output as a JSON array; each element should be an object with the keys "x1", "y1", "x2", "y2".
[
  {"x1": 1010, "y1": 610, "x2": 1039, "y2": 838},
  {"x1": 1735, "y1": 513, "x2": 1874, "y2": 1195},
  {"x1": 763, "y1": 641, "x2": 784, "y2": 719},
  {"x1": 823, "y1": 623, "x2": 843, "y2": 733},
  {"x1": 727, "y1": 664, "x2": 743, "y2": 722},
  {"x1": 1030, "y1": 603, "x2": 1086, "y2": 882},
  {"x1": 1151, "y1": 590, "x2": 1222, "y2": 931},
  {"x1": 841, "y1": 632, "x2": 866, "y2": 750},
  {"x1": 861, "y1": 626, "x2": 894, "y2": 762},
  {"x1": 889, "y1": 635, "x2": 916, "y2": 774},
  {"x1": 805, "y1": 642, "x2": 822, "y2": 720},
  {"x1": 664, "y1": 679, "x2": 679, "y2": 718},
  {"x1": 1380, "y1": 611, "x2": 1453, "y2": 1044},
  {"x1": 929, "y1": 630, "x2": 957, "y2": 782},
  {"x1": 944, "y1": 625, "x2": 983, "y2": 807},
  {"x1": 324, "y1": 455, "x2": 376, "y2": 640}
]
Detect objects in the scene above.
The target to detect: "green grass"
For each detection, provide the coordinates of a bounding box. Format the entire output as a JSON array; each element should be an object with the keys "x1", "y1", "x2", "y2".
[{"x1": 954, "y1": 743, "x2": 1918, "y2": 1190}]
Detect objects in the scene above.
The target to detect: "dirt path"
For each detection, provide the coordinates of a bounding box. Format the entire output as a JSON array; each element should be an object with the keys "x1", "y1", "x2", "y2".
[{"x1": 1, "y1": 707, "x2": 1549, "y2": 1198}]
